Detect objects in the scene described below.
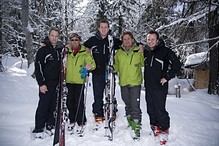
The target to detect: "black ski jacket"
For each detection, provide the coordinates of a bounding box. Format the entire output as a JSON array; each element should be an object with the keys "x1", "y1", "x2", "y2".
[
  {"x1": 144, "y1": 40, "x2": 181, "y2": 90},
  {"x1": 84, "y1": 31, "x2": 122, "y2": 75},
  {"x1": 35, "y1": 40, "x2": 64, "y2": 86}
]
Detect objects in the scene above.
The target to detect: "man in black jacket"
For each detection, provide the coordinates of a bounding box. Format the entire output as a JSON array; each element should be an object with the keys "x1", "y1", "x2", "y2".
[
  {"x1": 144, "y1": 30, "x2": 181, "y2": 144},
  {"x1": 84, "y1": 20, "x2": 122, "y2": 122},
  {"x1": 33, "y1": 27, "x2": 63, "y2": 136}
]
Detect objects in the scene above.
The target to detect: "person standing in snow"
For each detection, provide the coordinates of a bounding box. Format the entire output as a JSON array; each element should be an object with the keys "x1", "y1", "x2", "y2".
[
  {"x1": 83, "y1": 20, "x2": 122, "y2": 123},
  {"x1": 65, "y1": 33, "x2": 96, "y2": 131},
  {"x1": 114, "y1": 31, "x2": 144, "y2": 140},
  {"x1": 33, "y1": 27, "x2": 64, "y2": 135},
  {"x1": 143, "y1": 30, "x2": 181, "y2": 143}
]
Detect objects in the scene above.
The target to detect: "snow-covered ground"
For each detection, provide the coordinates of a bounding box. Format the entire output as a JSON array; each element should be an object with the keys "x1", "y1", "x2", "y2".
[{"x1": 0, "y1": 56, "x2": 219, "y2": 146}]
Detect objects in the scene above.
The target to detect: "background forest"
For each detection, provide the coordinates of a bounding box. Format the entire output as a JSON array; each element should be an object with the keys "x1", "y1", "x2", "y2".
[{"x1": 0, "y1": 0, "x2": 218, "y2": 94}]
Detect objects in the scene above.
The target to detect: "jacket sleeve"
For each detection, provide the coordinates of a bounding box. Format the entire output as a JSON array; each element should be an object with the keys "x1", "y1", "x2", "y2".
[
  {"x1": 84, "y1": 37, "x2": 93, "y2": 49},
  {"x1": 85, "y1": 53, "x2": 96, "y2": 71},
  {"x1": 140, "y1": 52, "x2": 144, "y2": 67},
  {"x1": 164, "y1": 49, "x2": 181, "y2": 81},
  {"x1": 113, "y1": 37, "x2": 122, "y2": 50},
  {"x1": 34, "y1": 48, "x2": 45, "y2": 86}
]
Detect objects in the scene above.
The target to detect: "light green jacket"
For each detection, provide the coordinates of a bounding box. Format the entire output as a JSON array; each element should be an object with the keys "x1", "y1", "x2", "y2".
[
  {"x1": 114, "y1": 44, "x2": 144, "y2": 87},
  {"x1": 66, "y1": 45, "x2": 96, "y2": 84}
]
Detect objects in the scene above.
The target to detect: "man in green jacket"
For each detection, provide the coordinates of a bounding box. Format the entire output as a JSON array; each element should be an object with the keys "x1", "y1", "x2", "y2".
[
  {"x1": 65, "y1": 33, "x2": 96, "y2": 132},
  {"x1": 114, "y1": 31, "x2": 144, "y2": 141}
]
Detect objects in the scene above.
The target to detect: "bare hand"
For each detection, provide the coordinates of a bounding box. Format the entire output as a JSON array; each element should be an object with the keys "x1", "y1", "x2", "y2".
[
  {"x1": 40, "y1": 85, "x2": 48, "y2": 94},
  {"x1": 65, "y1": 44, "x2": 71, "y2": 48},
  {"x1": 85, "y1": 64, "x2": 92, "y2": 70},
  {"x1": 160, "y1": 78, "x2": 167, "y2": 86},
  {"x1": 138, "y1": 44, "x2": 144, "y2": 52},
  {"x1": 86, "y1": 48, "x2": 91, "y2": 53}
]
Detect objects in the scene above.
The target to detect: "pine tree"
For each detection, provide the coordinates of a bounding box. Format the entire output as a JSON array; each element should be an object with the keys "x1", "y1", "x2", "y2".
[{"x1": 88, "y1": 0, "x2": 109, "y2": 34}]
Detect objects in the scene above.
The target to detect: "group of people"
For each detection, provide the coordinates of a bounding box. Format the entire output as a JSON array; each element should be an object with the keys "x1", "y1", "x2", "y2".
[{"x1": 32, "y1": 20, "x2": 181, "y2": 141}]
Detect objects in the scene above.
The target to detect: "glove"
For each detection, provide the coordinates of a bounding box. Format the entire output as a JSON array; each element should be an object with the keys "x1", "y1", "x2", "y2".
[{"x1": 80, "y1": 66, "x2": 89, "y2": 79}]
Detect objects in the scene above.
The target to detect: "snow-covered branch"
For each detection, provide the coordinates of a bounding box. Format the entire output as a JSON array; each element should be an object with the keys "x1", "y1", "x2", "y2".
[
  {"x1": 156, "y1": 6, "x2": 217, "y2": 31},
  {"x1": 171, "y1": 36, "x2": 219, "y2": 49}
]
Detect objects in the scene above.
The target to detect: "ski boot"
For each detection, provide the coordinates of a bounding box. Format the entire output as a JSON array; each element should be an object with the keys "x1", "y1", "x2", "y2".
[
  {"x1": 32, "y1": 128, "x2": 44, "y2": 139},
  {"x1": 93, "y1": 115, "x2": 104, "y2": 131},
  {"x1": 151, "y1": 125, "x2": 161, "y2": 137},
  {"x1": 159, "y1": 129, "x2": 169, "y2": 145},
  {"x1": 77, "y1": 124, "x2": 86, "y2": 137},
  {"x1": 67, "y1": 123, "x2": 75, "y2": 131},
  {"x1": 126, "y1": 115, "x2": 132, "y2": 127},
  {"x1": 45, "y1": 124, "x2": 54, "y2": 136},
  {"x1": 131, "y1": 119, "x2": 141, "y2": 141},
  {"x1": 68, "y1": 123, "x2": 75, "y2": 134},
  {"x1": 95, "y1": 116, "x2": 104, "y2": 123}
]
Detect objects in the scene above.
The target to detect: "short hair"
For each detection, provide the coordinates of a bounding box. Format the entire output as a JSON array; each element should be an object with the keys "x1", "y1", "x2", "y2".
[
  {"x1": 121, "y1": 31, "x2": 134, "y2": 40},
  {"x1": 147, "y1": 30, "x2": 159, "y2": 40},
  {"x1": 49, "y1": 27, "x2": 60, "y2": 35},
  {"x1": 98, "y1": 19, "x2": 109, "y2": 28}
]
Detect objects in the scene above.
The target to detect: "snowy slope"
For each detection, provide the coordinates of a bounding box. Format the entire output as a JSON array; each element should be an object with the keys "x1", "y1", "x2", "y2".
[{"x1": 0, "y1": 56, "x2": 219, "y2": 146}]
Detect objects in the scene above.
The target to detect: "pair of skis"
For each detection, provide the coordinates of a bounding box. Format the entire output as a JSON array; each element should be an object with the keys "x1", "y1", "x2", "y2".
[
  {"x1": 103, "y1": 35, "x2": 117, "y2": 141},
  {"x1": 52, "y1": 48, "x2": 68, "y2": 146}
]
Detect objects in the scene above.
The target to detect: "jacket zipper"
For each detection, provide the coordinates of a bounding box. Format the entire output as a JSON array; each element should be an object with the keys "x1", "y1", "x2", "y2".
[
  {"x1": 103, "y1": 44, "x2": 105, "y2": 54},
  {"x1": 150, "y1": 55, "x2": 154, "y2": 67},
  {"x1": 56, "y1": 50, "x2": 60, "y2": 61},
  {"x1": 75, "y1": 56, "x2": 79, "y2": 66},
  {"x1": 130, "y1": 54, "x2": 133, "y2": 65}
]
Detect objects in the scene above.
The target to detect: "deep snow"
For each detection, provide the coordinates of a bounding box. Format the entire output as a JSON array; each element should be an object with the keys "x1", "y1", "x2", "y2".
[{"x1": 0, "y1": 56, "x2": 219, "y2": 146}]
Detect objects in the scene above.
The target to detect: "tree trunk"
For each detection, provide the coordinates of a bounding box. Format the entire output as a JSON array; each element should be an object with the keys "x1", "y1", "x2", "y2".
[
  {"x1": 0, "y1": 0, "x2": 4, "y2": 72},
  {"x1": 0, "y1": 0, "x2": 2, "y2": 53},
  {"x1": 0, "y1": 56, "x2": 3, "y2": 72},
  {"x1": 208, "y1": 6, "x2": 219, "y2": 95},
  {"x1": 22, "y1": 0, "x2": 34, "y2": 68}
]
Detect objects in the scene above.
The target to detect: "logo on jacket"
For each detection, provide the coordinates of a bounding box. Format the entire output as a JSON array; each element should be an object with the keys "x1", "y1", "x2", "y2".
[{"x1": 44, "y1": 54, "x2": 54, "y2": 63}]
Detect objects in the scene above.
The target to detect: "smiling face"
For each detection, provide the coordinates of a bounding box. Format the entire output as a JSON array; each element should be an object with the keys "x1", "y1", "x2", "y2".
[
  {"x1": 70, "y1": 36, "x2": 80, "y2": 48},
  {"x1": 146, "y1": 33, "x2": 159, "y2": 49},
  {"x1": 122, "y1": 34, "x2": 134, "y2": 51},
  {"x1": 98, "y1": 22, "x2": 109, "y2": 38}
]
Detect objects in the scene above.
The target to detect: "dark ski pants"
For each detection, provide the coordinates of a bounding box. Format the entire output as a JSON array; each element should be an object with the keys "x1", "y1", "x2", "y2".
[
  {"x1": 66, "y1": 83, "x2": 86, "y2": 126},
  {"x1": 35, "y1": 81, "x2": 58, "y2": 129},
  {"x1": 92, "y1": 74, "x2": 105, "y2": 117},
  {"x1": 145, "y1": 89, "x2": 170, "y2": 130},
  {"x1": 121, "y1": 85, "x2": 142, "y2": 121}
]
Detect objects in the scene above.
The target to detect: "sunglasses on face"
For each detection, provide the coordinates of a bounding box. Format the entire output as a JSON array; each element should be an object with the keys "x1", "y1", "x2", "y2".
[{"x1": 71, "y1": 39, "x2": 79, "y2": 41}]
